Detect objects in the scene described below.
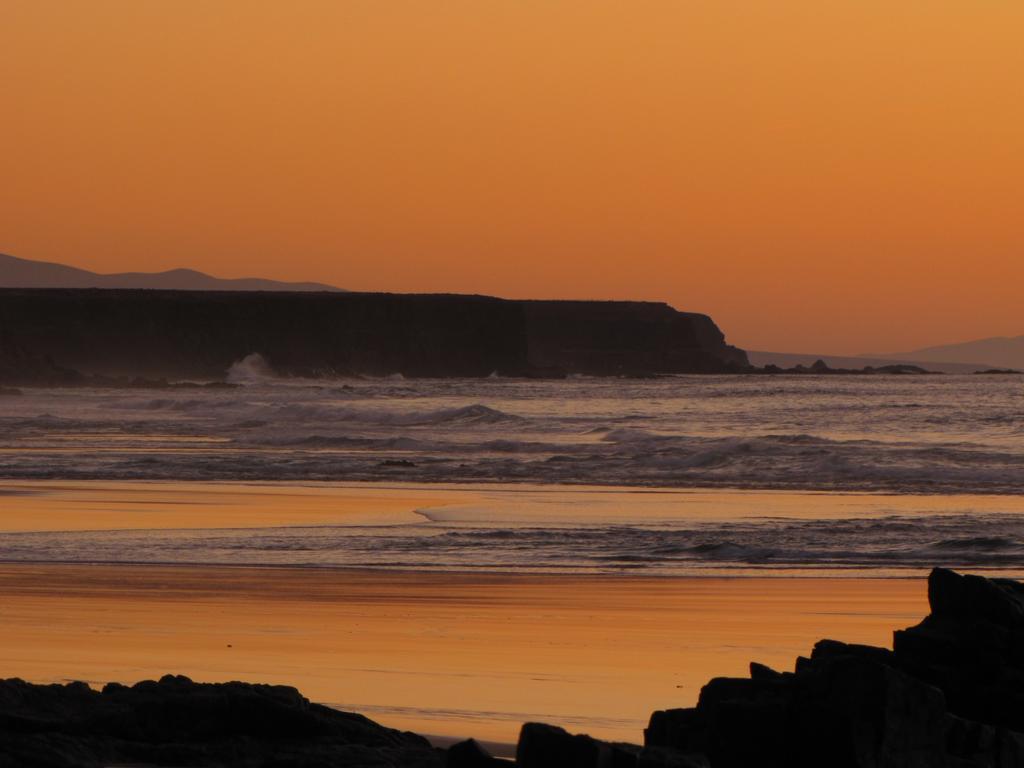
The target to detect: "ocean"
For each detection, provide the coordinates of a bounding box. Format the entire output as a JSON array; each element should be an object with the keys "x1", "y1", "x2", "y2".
[{"x1": 2, "y1": 368, "x2": 1022, "y2": 576}]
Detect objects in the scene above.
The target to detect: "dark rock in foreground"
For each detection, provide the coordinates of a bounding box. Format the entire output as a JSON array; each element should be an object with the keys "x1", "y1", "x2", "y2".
[
  {"x1": 637, "y1": 568, "x2": 1024, "y2": 767},
  {"x1": 447, "y1": 737, "x2": 508, "y2": 767},
  {"x1": 0, "y1": 674, "x2": 441, "y2": 768},
  {"x1": 520, "y1": 568, "x2": 1024, "y2": 767}
]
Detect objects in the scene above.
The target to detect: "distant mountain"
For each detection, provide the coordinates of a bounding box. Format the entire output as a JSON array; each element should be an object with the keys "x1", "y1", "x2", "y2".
[
  {"x1": 0, "y1": 253, "x2": 342, "y2": 292},
  {"x1": 865, "y1": 336, "x2": 1024, "y2": 371},
  {"x1": 747, "y1": 351, "x2": 985, "y2": 374}
]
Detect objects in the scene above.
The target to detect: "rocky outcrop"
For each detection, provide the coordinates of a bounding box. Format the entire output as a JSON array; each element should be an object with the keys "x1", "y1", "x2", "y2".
[
  {"x1": 520, "y1": 568, "x2": 1024, "y2": 767},
  {"x1": 0, "y1": 288, "x2": 747, "y2": 382},
  {"x1": 446, "y1": 738, "x2": 508, "y2": 767},
  {"x1": 0, "y1": 674, "x2": 441, "y2": 768},
  {"x1": 753, "y1": 358, "x2": 937, "y2": 375}
]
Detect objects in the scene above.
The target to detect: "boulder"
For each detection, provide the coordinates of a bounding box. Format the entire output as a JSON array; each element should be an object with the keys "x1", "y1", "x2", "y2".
[
  {"x1": 516, "y1": 722, "x2": 640, "y2": 768},
  {"x1": 893, "y1": 569, "x2": 1024, "y2": 735},
  {"x1": 636, "y1": 746, "x2": 710, "y2": 768},
  {"x1": 446, "y1": 738, "x2": 507, "y2": 767},
  {"x1": 0, "y1": 675, "x2": 441, "y2": 767}
]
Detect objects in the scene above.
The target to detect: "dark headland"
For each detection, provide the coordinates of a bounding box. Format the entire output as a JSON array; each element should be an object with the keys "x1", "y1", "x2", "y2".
[
  {"x1": 0, "y1": 288, "x2": 748, "y2": 383},
  {"x1": 4, "y1": 567, "x2": 1024, "y2": 766},
  {"x1": 0, "y1": 288, "x2": 952, "y2": 386}
]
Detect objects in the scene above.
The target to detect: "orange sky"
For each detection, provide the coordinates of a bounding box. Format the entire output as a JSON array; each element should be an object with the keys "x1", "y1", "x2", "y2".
[{"x1": 1, "y1": 1, "x2": 1021, "y2": 354}]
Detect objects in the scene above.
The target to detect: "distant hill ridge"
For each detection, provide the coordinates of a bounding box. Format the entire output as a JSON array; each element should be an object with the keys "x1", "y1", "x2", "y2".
[
  {"x1": 0, "y1": 252, "x2": 342, "y2": 292},
  {"x1": 865, "y1": 336, "x2": 1024, "y2": 371}
]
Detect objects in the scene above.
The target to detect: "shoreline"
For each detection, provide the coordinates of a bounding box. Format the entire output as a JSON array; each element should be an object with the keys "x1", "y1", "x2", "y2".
[
  {"x1": 0, "y1": 558, "x2": 1010, "y2": 579},
  {"x1": 3, "y1": 479, "x2": 1024, "y2": 578}
]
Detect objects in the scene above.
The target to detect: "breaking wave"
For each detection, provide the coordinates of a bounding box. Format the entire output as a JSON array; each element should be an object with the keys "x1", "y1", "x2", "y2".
[{"x1": 0, "y1": 374, "x2": 1022, "y2": 494}]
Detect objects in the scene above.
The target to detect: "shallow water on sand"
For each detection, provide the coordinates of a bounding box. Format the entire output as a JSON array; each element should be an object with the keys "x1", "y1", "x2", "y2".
[{"x1": 3, "y1": 481, "x2": 1024, "y2": 575}]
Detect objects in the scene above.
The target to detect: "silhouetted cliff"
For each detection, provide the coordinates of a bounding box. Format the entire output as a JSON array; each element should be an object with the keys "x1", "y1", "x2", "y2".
[
  {"x1": 0, "y1": 289, "x2": 747, "y2": 383},
  {"x1": 523, "y1": 301, "x2": 748, "y2": 375}
]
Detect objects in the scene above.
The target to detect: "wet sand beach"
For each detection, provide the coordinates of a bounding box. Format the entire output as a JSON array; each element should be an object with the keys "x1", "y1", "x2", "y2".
[{"x1": 0, "y1": 562, "x2": 926, "y2": 746}]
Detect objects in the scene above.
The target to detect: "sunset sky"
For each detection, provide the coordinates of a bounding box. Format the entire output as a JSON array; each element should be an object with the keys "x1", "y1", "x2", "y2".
[{"x1": 1, "y1": 1, "x2": 1021, "y2": 354}]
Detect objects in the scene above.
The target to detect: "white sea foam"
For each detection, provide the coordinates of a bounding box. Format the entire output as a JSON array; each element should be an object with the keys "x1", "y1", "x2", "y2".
[{"x1": 226, "y1": 352, "x2": 277, "y2": 384}]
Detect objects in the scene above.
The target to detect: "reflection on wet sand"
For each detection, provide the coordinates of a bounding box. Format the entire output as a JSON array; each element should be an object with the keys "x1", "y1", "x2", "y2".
[
  {"x1": 0, "y1": 563, "x2": 926, "y2": 745},
  {"x1": 0, "y1": 481, "x2": 450, "y2": 532}
]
